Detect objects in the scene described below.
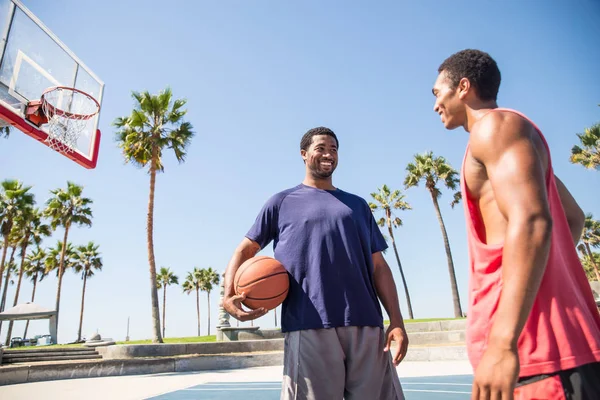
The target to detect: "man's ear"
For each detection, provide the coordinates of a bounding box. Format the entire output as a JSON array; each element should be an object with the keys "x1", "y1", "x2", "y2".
[
  {"x1": 301, "y1": 149, "x2": 307, "y2": 163},
  {"x1": 458, "y1": 77, "x2": 471, "y2": 100}
]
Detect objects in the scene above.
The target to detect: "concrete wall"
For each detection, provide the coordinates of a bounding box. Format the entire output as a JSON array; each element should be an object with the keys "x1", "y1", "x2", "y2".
[
  {"x1": 236, "y1": 328, "x2": 283, "y2": 341},
  {"x1": 97, "y1": 339, "x2": 284, "y2": 360},
  {"x1": 0, "y1": 352, "x2": 283, "y2": 386},
  {"x1": 225, "y1": 320, "x2": 468, "y2": 341}
]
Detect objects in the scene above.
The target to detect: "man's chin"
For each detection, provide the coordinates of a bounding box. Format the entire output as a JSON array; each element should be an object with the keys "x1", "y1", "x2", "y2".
[
  {"x1": 444, "y1": 120, "x2": 462, "y2": 130},
  {"x1": 312, "y1": 170, "x2": 334, "y2": 179}
]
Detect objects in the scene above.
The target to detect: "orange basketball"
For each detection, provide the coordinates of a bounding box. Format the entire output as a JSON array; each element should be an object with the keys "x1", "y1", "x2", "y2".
[{"x1": 234, "y1": 256, "x2": 289, "y2": 310}]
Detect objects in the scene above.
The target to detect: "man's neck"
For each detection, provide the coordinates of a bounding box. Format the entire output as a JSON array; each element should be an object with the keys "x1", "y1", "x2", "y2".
[
  {"x1": 465, "y1": 101, "x2": 498, "y2": 133},
  {"x1": 302, "y1": 176, "x2": 336, "y2": 190}
]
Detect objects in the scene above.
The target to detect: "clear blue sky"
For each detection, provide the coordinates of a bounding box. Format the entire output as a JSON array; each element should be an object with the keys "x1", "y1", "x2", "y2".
[{"x1": 1, "y1": 0, "x2": 599, "y2": 343}]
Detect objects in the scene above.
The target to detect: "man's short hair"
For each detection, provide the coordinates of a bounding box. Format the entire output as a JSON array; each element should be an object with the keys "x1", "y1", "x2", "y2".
[
  {"x1": 438, "y1": 49, "x2": 501, "y2": 101},
  {"x1": 300, "y1": 127, "x2": 339, "y2": 151}
]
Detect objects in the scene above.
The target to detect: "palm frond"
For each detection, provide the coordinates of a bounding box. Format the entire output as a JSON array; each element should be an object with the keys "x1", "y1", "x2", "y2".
[
  {"x1": 582, "y1": 213, "x2": 600, "y2": 247},
  {"x1": 157, "y1": 267, "x2": 179, "y2": 287},
  {"x1": 570, "y1": 122, "x2": 600, "y2": 170},
  {"x1": 114, "y1": 88, "x2": 195, "y2": 173},
  {"x1": 1, "y1": 126, "x2": 10, "y2": 139},
  {"x1": 44, "y1": 182, "x2": 93, "y2": 231},
  {"x1": 451, "y1": 191, "x2": 462, "y2": 209}
]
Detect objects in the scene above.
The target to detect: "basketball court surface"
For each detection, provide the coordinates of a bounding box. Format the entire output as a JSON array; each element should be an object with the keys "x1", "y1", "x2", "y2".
[
  {"x1": 147, "y1": 375, "x2": 473, "y2": 400},
  {"x1": 0, "y1": 362, "x2": 475, "y2": 399}
]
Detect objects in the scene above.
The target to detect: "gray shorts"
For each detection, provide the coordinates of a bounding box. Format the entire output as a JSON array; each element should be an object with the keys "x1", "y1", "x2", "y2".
[{"x1": 281, "y1": 326, "x2": 405, "y2": 400}]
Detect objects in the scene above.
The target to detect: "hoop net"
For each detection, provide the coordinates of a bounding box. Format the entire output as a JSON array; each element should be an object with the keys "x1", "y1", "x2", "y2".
[{"x1": 41, "y1": 87, "x2": 100, "y2": 153}]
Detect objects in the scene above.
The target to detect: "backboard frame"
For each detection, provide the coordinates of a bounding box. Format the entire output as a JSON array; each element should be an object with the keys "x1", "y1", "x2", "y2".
[{"x1": 0, "y1": 0, "x2": 104, "y2": 169}]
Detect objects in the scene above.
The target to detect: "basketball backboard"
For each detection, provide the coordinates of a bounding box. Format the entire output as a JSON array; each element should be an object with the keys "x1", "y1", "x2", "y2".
[{"x1": 0, "y1": 0, "x2": 104, "y2": 169}]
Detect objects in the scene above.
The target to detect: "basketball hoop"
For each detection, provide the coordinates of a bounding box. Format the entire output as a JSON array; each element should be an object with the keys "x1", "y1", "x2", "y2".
[{"x1": 25, "y1": 86, "x2": 100, "y2": 153}]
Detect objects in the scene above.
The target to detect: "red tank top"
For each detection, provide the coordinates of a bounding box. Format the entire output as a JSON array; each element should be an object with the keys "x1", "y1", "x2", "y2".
[{"x1": 461, "y1": 108, "x2": 600, "y2": 377}]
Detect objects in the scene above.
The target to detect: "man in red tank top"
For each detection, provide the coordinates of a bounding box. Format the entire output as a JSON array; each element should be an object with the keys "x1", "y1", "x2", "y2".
[{"x1": 432, "y1": 49, "x2": 600, "y2": 400}]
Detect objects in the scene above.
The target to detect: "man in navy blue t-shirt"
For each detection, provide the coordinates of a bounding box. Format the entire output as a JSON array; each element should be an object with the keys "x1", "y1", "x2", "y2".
[{"x1": 223, "y1": 127, "x2": 407, "y2": 400}]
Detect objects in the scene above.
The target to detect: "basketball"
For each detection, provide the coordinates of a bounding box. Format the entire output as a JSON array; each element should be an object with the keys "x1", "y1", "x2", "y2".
[{"x1": 234, "y1": 256, "x2": 289, "y2": 310}]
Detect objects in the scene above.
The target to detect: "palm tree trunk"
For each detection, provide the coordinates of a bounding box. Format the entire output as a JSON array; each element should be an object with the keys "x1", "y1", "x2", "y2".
[
  {"x1": 274, "y1": 307, "x2": 277, "y2": 327},
  {"x1": 584, "y1": 242, "x2": 600, "y2": 282},
  {"x1": 0, "y1": 267, "x2": 10, "y2": 312},
  {"x1": 77, "y1": 271, "x2": 88, "y2": 342},
  {"x1": 162, "y1": 284, "x2": 167, "y2": 338},
  {"x1": 23, "y1": 271, "x2": 39, "y2": 338},
  {"x1": 148, "y1": 160, "x2": 163, "y2": 343},
  {"x1": 0, "y1": 245, "x2": 16, "y2": 312},
  {"x1": 0, "y1": 268, "x2": 9, "y2": 338},
  {"x1": 430, "y1": 191, "x2": 463, "y2": 317},
  {"x1": 5, "y1": 241, "x2": 30, "y2": 344},
  {"x1": 0, "y1": 245, "x2": 17, "y2": 337},
  {"x1": 388, "y1": 227, "x2": 414, "y2": 320},
  {"x1": 207, "y1": 291, "x2": 211, "y2": 336},
  {"x1": 195, "y1": 287, "x2": 200, "y2": 337},
  {"x1": 0, "y1": 236, "x2": 10, "y2": 298},
  {"x1": 54, "y1": 224, "x2": 71, "y2": 337}
]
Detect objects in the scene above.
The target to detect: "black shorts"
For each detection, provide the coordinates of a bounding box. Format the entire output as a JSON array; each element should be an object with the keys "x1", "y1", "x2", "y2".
[{"x1": 515, "y1": 361, "x2": 600, "y2": 399}]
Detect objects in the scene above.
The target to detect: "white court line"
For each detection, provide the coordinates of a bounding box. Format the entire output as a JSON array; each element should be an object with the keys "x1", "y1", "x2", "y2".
[
  {"x1": 404, "y1": 389, "x2": 471, "y2": 394},
  {"x1": 201, "y1": 381, "x2": 471, "y2": 386},
  {"x1": 402, "y1": 382, "x2": 471, "y2": 386},
  {"x1": 203, "y1": 382, "x2": 280, "y2": 385},
  {"x1": 183, "y1": 388, "x2": 471, "y2": 394},
  {"x1": 184, "y1": 388, "x2": 279, "y2": 391}
]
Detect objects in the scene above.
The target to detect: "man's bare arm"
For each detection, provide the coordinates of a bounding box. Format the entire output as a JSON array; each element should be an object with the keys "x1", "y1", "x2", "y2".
[
  {"x1": 222, "y1": 237, "x2": 267, "y2": 321},
  {"x1": 471, "y1": 112, "x2": 553, "y2": 350},
  {"x1": 372, "y1": 251, "x2": 408, "y2": 365},
  {"x1": 372, "y1": 252, "x2": 404, "y2": 327},
  {"x1": 554, "y1": 175, "x2": 585, "y2": 245}
]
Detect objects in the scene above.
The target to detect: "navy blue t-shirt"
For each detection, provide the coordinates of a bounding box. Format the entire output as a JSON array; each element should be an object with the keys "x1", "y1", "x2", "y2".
[{"x1": 245, "y1": 183, "x2": 388, "y2": 333}]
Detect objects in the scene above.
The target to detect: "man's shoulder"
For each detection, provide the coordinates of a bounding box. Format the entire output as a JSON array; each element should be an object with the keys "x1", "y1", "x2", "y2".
[
  {"x1": 336, "y1": 189, "x2": 370, "y2": 209},
  {"x1": 262, "y1": 185, "x2": 303, "y2": 208},
  {"x1": 470, "y1": 109, "x2": 536, "y2": 158},
  {"x1": 337, "y1": 188, "x2": 365, "y2": 200}
]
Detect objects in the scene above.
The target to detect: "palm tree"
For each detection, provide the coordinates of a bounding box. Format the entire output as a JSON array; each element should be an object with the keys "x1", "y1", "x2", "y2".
[
  {"x1": 0, "y1": 260, "x2": 18, "y2": 312},
  {"x1": 157, "y1": 267, "x2": 179, "y2": 338},
  {"x1": 182, "y1": 267, "x2": 202, "y2": 336},
  {"x1": 0, "y1": 126, "x2": 9, "y2": 139},
  {"x1": 45, "y1": 241, "x2": 76, "y2": 278},
  {"x1": 23, "y1": 246, "x2": 47, "y2": 338},
  {"x1": 0, "y1": 257, "x2": 17, "y2": 336},
  {"x1": 0, "y1": 228, "x2": 20, "y2": 315},
  {"x1": 1, "y1": 256, "x2": 18, "y2": 309},
  {"x1": 578, "y1": 247, "x2": 600, "y2": 281},
  {"x1": 405, "y1": 151, "x2": 463, "y2": 317},
  {"x1": 580, "y1": 213, "x2": 600, "y2": 282},
  {"x1": 0, "y1": 223, "x2": 19, "y2": 332},
  {"x1": 44, "y1": 182, "x2": 93, "y2": 336},
  {"x1": 5, "y1": 207, "x2": 51, "y2": 345},
  {"x1": 114, "y1": 88, "x2": 194, "y2": 344},
  {"x1": 199, "y1": 267, "x2": 220, "y2": 336},
  {"x1": 0, "y1": 179, "x2": 34, "y2": 297},
  {"x1": 73, "y1": 242, "x2": 103, "y2": 342},
  {"x1": 44, "y1": 241, "x2": 76, "y2": 337},
  {"x1": 570, "y1": 116, "x2": 599, "y2": 170},
  {"x1": 369, "y1": 184, "x2": 414, "y2": 319}
]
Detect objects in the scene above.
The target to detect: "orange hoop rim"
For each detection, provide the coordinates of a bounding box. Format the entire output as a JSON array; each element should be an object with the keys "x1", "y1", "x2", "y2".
[{"x1": 41, "y1": 86, "x2": 100, "y2": 120}]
